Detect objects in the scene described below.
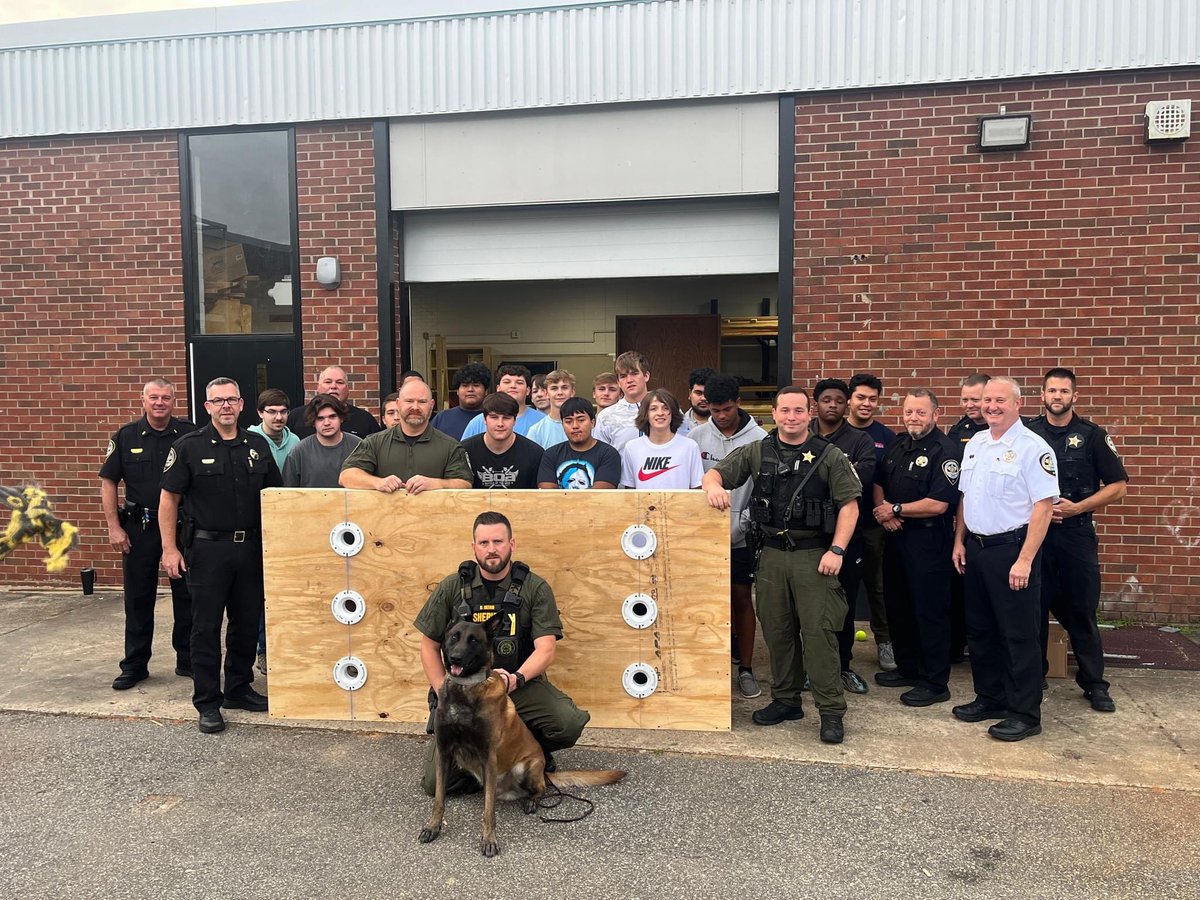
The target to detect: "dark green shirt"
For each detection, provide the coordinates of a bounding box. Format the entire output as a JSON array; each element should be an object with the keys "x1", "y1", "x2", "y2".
[
  {"x1": 414, "y1": 565, "x2": 564, "y2": 644},
  {"x1": 340, "y1": 425, "x2": 472, "y2": 483},
  {"x1": 712, "y1": 437, "x2": 862, "y2": 513}
]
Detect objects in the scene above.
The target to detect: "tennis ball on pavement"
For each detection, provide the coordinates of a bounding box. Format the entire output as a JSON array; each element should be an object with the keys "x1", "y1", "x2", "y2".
[{"x1": 854, "y1": 629, "x2": 868, "y2": 642}]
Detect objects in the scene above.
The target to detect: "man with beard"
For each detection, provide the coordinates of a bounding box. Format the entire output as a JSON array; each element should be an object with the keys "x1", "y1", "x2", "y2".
[
  {"x1": 1027, "y1": 368, "x2": 1128, "y2": 713},
  {"x1": 431, "y1": 362, "x2": 492, "y2": 441},
  {"x1": 810, "y1": 378, "x2": 877, "y2": 696},
  {"x1": 414, "y1": 511, "x2": 590, "y2": 793},
  {"x1": 945, "y1": 373, "x2": 991, "y2": 663},
  {"x1": 287, "y1": 366, "x2": 382, "y2": 439},
  {"x1": 339, "y1": 379, "x2": 471, "y2": 493},
  {"x1": 682, "y1": 367, "x2": 717, "y2": 432},
  {"x1": 871, "y1": 389, "x2": 959, "y2": 707}
]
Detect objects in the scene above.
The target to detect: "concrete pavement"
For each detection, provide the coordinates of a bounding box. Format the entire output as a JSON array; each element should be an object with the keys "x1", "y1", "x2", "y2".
[{"x1": 1, "y1": 587, "x2": 1196, "y2": 794}]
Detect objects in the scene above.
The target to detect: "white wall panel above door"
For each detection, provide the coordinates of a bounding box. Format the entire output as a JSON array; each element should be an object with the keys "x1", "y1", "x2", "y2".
[
  {"x1": 391, "y1": 98, "x2": 778, "y2": 210},
  {"x1": 402, "y1": 197, "x2": 778, "y2": 282}
]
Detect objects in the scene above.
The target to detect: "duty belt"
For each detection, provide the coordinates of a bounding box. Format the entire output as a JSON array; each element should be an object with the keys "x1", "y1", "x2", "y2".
[
  {"x1": 967, "y1": 526, "x2": 1027, "y2": 548},
  {"x1": 194, "y1": 529, "x2": 261, "y2": 543},
  {"x1": 124, "y1": 503, "x2": 158, "y2": 518},
  {"x1": 761, "y1": 531, "x2": 830, "y2": 552},
  {"x1": 1054, "y1": 513, "x2": 1093, "y2": 529}
]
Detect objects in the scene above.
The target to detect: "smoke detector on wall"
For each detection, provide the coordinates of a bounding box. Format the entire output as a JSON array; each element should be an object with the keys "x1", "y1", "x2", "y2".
[{"x1": 1144, "y1": 100, "x2": 1191, "y2": 143}]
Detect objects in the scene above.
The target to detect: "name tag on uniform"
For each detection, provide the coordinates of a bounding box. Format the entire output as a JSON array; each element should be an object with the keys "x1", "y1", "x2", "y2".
[
  {"x1": 201, "y1": 458, "x2": 216, "y2": 464},
  {"x1": 130, "y1": 448, "x2": 143, "y2": 454}
]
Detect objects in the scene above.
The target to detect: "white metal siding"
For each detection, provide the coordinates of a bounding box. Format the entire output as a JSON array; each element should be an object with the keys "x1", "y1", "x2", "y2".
[
  {"x1": 390, "y1": 97, "x2": 778, "y2": 209},
  {"x1": 402, "y1": 197, "x2": 778, "y2": 281},
  {"x1": 2, "y1": 0, "x2": 1198, "y2": 139}
]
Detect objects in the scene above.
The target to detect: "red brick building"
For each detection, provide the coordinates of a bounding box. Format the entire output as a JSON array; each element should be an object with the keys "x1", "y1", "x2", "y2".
[{"x1": 0, "y1": 1, "x2": 1196, "y2": 622}]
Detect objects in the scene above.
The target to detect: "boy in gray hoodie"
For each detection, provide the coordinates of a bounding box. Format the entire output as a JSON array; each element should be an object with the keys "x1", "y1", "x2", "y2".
[{"x1": 688, "y1": 374, "x2": 768, "y2": 698}]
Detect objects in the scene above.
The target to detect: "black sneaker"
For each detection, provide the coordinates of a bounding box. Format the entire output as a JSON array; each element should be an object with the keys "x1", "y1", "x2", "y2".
[
  {"x1": 819, "y1": 713, "x2": 844, "y2": 744},
  {"x1": 198, "y1": 710, "x2": 226, "y2": 734},
  {"x1": 752, "y1": 699, "x2": 805, "y2": 726},
  {"x1": 1085, "y1": 686, "x2": 1116, "y2": 712},
  {"x1": 874, "y1": 670, "x2": 918, "y2": 688},
  {"x1": 222, "y1": 688, "x2": 268, "y2": 712},
  {"x1": 901, "y1": 687, "x2": 951, "y2": 707},
  {"x1": 112, "y1": 671, "x2": 148, "y2": 691}
]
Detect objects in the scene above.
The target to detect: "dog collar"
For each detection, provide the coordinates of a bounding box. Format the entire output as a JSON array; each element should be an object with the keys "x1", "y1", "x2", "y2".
[{"x1": 444, "y1": 669, "x2": 489, "y2": 687}]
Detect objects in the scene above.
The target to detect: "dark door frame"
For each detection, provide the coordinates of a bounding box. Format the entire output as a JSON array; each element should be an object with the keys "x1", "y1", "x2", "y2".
[{"x1": 178, "y1": 125, "x2": 304, "y2": 426}]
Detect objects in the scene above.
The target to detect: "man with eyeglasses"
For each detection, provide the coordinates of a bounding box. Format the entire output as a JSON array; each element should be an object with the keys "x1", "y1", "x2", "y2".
[
  {"x1": 159, "y1": 377, "x2": 283, "y2": 735},
  {"x1": 249, "y1": 388, "x2": 301, "y2": 471},
  {"x1": 287, "y1": 365, "x2": 382, "y2": 439}
]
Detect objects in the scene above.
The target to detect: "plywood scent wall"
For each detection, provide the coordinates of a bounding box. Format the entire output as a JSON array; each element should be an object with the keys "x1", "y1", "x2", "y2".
[{"x1": 261, "y1": 489, "x2": 731, "y2": 730}]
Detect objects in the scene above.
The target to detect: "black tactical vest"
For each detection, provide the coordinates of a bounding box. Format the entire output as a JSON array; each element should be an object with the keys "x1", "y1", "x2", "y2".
[
  {"x1": 1028, "y1": 416, "x2": 1100, "y2": 504},
  {"x1": 751, "y1": 433, "x2": 833, "y2": 531},
  {"x1": 454, "y1": 560, "x2": 531, "y2": 673}
]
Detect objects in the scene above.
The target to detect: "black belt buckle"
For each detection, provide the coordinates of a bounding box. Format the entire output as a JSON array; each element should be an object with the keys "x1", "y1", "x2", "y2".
[{"x1": 233, "y1": 530, "x2": 247, "y2": 543}]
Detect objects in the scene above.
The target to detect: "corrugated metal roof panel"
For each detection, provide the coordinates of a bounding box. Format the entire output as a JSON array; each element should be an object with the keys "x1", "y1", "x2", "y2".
[{"x1": 1, "y1": 0, "x2": 1197, "y2": 139}]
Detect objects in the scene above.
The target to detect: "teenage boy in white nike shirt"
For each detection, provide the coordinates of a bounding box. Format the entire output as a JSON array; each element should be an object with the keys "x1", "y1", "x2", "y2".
[{"x1": 620, "y1": 389, "x2": 704, "y2": 490}]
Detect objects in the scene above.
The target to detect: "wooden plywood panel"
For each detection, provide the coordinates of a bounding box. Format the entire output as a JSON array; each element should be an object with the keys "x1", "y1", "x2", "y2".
[{"x1": 262, "y1": 489, "x2": 730, "y2": 731}]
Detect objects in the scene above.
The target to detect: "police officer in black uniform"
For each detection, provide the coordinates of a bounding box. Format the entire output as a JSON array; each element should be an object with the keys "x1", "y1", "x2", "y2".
[
  {"x1": 872, "y1": 389, "x2": 960, "y2": 706},
  {"x1": 101, "y1": 378, "x2": 196, "y2": 690},
  {"x1": 945, "y1": 373, "x2": 991, "y2": 663},
  {"x1": 159, "y1": 377, "x2": 282, "y2": 734},
  {"x1": 1027, "y1": 368, "x2": 1129, "y2": 712}
]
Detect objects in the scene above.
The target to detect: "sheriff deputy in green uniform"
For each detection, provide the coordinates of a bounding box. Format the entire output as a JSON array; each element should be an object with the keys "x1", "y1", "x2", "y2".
[
  {"x1": 414, "y1": 510, "x2": 590, "y2": 795},
  {"x1": 703, "y1": 385, "x2": 862, "y2": 744}
]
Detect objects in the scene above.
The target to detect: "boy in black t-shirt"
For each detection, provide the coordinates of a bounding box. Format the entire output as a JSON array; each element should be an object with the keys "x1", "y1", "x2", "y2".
[
  {"x1": 537, "y1": 397, "x2": 621, "y2": 490},
  {"x1": 462, "y1": 393, "x2": 544, "y2": 489}
]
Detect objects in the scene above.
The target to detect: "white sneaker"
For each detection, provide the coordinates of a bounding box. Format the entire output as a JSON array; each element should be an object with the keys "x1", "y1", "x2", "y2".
[
  {"x1": 877, "y1": 641, "x2": 897, "y2": 672},
  {"x1": 737, "y1": 669, "x2": 763, "y2": 699}
]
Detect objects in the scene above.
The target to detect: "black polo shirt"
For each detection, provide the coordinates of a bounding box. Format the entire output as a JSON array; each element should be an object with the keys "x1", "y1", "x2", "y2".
[
  {"x1": 879, "y1": 426, "x2": 960, "y2": 519},
  {"x1": 160, "y1": 424, "x2": 282, "y2": 531},
  {"x1": 99, "y1": 416, "x2": 196, "y2": 509}
]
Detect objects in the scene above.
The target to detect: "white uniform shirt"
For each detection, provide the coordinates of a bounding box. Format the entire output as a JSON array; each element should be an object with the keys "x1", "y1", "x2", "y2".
[{"x1": 958, "y1": 418, "x2": 1059, "y2": 535}]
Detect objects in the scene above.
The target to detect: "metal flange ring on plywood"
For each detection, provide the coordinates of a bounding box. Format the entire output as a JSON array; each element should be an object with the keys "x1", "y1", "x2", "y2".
[
  {"x1": 331, "y1": 590, "x2": 366, "y2": 625},
  {"x1": 622, "y1": 593, "x2": 658, "y2": 629},
  {"x1": 620, "y1": 524, "x2": 657, "y2": 560},
  {"x1": 333, "y1": 656, "x2": 368, "y2": 691},
  {"x1": 330, "y1": 521, "x2": 364, "y2": 557},
  {"x1": 622, "y1": 663, "x2": 658, "y2": 699}
]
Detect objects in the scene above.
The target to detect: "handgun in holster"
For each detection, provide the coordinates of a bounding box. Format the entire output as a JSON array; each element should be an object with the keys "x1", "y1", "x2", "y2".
[{"x1": 177, "y1": 515, "x2": 196, "y2": 550}]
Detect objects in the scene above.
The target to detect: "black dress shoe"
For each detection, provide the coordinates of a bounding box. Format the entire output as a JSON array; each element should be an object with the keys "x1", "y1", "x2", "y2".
[
  {"x1": 175, "y1": 665, "x2": 193, "y2": 678},
  {"x1": 752, "y1": 699, "x2": 805, "y2": 726},
  {"x1": 222, "y1": 688, "x2": 268, "y2": 712},
  {"x1": 874, "y1": 671, "x2": 918, "y2": 688},
  {"x1": 901, "y1": 687, "x2": 951, "y2": 707},
  {"x1": 819, "y1": 713, "x2": 844, "y2": 744},
  {"x1": 952, "y1": 700, "x2": 1008, "y2": 722},
  {"x1": 987, "y1": 718, "x2": 1042, "y2": 742},
  {"x1": 198, "y1": 710, "x2": 226, "y2": 734},
  {"x1": 112, "y1": 672, "x2": 148, "y2": 691},
  {"x1": 1085, "y1": 686, "x2": 1116, "y2": 712}
]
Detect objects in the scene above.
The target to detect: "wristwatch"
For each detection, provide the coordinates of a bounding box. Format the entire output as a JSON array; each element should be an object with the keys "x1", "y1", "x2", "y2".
[
  {"x1": 892, "y1": 502, "x2": 903, "y2": 517},
  {"x1": 514, "y1": 672, "x2": 526, "y2": 690},
  {"x1": 829, "y1": 545, "x2": 845, "y2": 557}
]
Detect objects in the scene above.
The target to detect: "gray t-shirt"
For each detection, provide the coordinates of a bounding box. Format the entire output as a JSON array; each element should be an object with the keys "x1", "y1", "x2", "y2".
[{"x1": 283, "y1": 433, "x2": 363, "y2": 488}]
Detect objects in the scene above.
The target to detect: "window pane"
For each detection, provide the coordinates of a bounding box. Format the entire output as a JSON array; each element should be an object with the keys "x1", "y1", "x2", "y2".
[{"x1": 188, "y1": 131, "x2": 296, "y2": 334}]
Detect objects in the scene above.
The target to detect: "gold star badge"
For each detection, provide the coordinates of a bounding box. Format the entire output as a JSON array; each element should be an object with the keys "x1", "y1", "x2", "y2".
[
  {"x1": 802, "y1": 451, "x2": 815, "y2": 463},
  {"x1": 1067, "y1": 434, "x2": 1082, "y2": 448}
]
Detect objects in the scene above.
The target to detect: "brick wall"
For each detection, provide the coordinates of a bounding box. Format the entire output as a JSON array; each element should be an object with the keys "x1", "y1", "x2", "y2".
[
  {"x1": 0, "y1": 134, "x2": 185, "y2": 586},
  {"x1": 294, "y1": 123, "x2": 380, "y2": 409},
  {"x1": 789, "y1": 70, "x2": 1200, "y2": 622},
  {"x1": 0, "y1": 124, "x2": 381, "y2": 588}
]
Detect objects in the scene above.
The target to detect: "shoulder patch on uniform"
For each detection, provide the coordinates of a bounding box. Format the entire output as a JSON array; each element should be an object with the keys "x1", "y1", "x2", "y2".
[
  {"x1": 1105, "y1": 434, "x2": 1120, "y2": 457},
  {"x1": 941, "y1": 459, "x2": 960, "y2": 483},
  {"x1": 105, "y1": 439, "x2": 115, "y2": 459},
  {"x1": 164, "y1": 447, "x2": 177, "y2": 472},
  {"x1": 1039, "y1": 452, "x2": 1056, "y2": 476}
]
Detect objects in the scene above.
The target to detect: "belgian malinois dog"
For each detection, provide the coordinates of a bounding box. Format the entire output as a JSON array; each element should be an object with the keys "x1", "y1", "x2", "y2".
[{"x1": 419, "y1": 615, "x2": 625, "y2": 857}]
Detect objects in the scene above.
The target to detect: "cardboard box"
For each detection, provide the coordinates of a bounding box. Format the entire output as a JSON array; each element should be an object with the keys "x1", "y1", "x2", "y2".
[
  {"x1": 202, "y1": 240, "x2": 248, "y2": 290},
  {"x1": 203, "y1": 296, "x2": 253, "y2": 334},
  {"x1": 1047, "y1": 620, "x2": 1069, "y2": 679}
]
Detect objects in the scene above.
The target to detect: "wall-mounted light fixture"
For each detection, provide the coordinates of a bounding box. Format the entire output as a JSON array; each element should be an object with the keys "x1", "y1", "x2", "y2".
[
  {"x1": 977, "y1": 109, "x2": 1032, "y2": 152},
  {"x1": 316, "y1": 256, "x2": 341, "y2": 289}
]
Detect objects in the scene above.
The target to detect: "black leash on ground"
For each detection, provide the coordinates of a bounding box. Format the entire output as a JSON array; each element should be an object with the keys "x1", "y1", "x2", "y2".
[{"x1": 527, "y1": 781, "x2": 595, "y2": 823}]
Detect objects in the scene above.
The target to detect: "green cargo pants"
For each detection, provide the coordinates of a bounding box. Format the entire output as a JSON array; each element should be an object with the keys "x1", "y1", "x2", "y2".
[
  {"x1": 755, "y1": 545, "x2": 849, "y2": 716},
  {"x1": 421, "y1": 674, "x2": 590, "y2": 796}
]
